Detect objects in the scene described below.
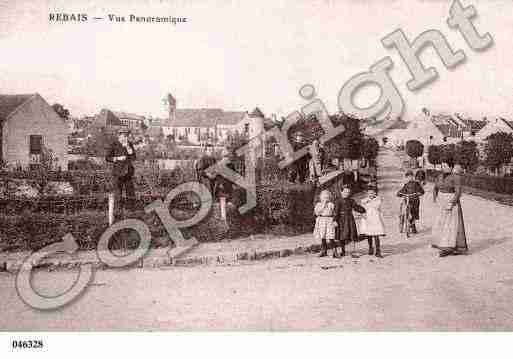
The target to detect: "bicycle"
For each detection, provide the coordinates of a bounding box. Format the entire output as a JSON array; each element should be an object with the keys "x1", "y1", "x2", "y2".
[{"x1": 398, "y1": 193, "x2": 420, "y2": 238}]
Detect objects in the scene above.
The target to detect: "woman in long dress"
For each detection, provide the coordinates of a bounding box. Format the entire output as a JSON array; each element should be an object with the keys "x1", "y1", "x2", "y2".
[{"x1": 432, "y1": 164, "x2": 468, "y2": 257}]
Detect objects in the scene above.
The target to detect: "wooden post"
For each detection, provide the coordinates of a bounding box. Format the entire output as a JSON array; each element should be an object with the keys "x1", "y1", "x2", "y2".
[
  {"x1": 108, "y1": 193, "x2": 115, "y2": 226},
  {"x1": 220, "y1": 196, "x2": 227, "y2": 222}
]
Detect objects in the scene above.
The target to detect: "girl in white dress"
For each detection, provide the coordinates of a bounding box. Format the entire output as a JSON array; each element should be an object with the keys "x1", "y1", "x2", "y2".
[
  {"x1": 360, "y1": 188, "x2": 386, "y2": 258},
  {"x1": 314, "y1": 190, "x2": 339, "y2": 258}
]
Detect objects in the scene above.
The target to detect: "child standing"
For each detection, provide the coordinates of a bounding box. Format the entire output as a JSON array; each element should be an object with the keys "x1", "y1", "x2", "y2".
[
  {"x1": 360, "y1": 188, "x2": 386, "y2": 258},
  {"x1": 314, "y1": 190, "x2": 338, "y2": 258},
  {"x1": 334, "y1": 186, "x2": 366, "y2": 257}
]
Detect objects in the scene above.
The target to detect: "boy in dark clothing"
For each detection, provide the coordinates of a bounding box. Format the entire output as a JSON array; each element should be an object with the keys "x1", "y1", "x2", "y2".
[
  {"x1": 397, "y1": 171, "x2": 425, "y2": 233},
  {"x1": 415, "y1": 169, "x2": 426, "y2": 186}
]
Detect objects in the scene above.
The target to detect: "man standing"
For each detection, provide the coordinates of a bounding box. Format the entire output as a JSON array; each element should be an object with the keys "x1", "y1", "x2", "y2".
[
  {"x1": 288, "y1": 132, "x2": 309, "y2": 184},
  {"x1": 106, "y1": 129, "x2": 137, "y2": 218},
  {"x1": 309, "y1": 139, "x2": 327, "y2": 183},
  {"x1": 213, "y1": 148, "x2": 236, "y2": 221},
  {"x1": 195, "y1": 144, "x2": 217, "y2": 195}
]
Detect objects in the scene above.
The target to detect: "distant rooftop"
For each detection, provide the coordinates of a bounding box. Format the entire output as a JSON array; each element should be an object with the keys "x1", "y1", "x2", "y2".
[{"x1": 172, "y1": 108, "x2": 247, "y2": 127}]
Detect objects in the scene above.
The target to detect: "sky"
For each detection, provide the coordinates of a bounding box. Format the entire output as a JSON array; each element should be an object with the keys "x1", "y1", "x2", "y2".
[{"x1": 0, "y1": 0, "x2": 511, "y2": 121}]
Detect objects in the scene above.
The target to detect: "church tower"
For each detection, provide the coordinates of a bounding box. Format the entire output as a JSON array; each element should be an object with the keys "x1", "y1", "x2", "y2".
[{"x1": 167, "y1": 93, "x2": 176, "y2": 123}]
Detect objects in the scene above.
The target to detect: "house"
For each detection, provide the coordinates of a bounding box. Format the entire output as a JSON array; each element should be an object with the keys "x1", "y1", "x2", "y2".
[
  {"x1": 373, "y1": 117, "x2": 409, "y2": 146},
  {"x1": 94, "y1": 109, "x2": 146, "y2": 131},
  {"x1": 166, "y1": 93, "x2": 267, "y2": 147},
  {"x1": 474, "y1": 118, "x2": 513, "y2": 142},
  {"x1": 401, "y1": 113, "x2": 446, "y2": 146},
  {"x1": 0, "y1": 93, "x2": 69, "y2": 169},
  {"x1": 456, "y1": 115, "x2": 487, "y2": 140},
  {"x1": 111, "y1": 111, "x2": 145, "y2": 130},
  {"x1": 402, "y1": 110, "x2": 488, "y2": 146}
]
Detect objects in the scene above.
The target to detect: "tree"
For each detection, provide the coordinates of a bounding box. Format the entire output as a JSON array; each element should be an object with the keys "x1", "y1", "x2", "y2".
[
  {"x1": 427, "y1": 145, "x2": 442, "y2": 169},
  {"x1": 440, "y1": 143, "x2": 456, "y2": 168},
  {"x1": 455, "y1": 140, "x2": 479, "y2": 172},
  {"x1": 52, "y1": 103, "x2": 70, "y2": 120},
  {"x1": 361, "y1": 137, "x2": 379, "y2": 166},
  {"x1": 405, "y1": 140, "x2": 424, "y2": 159},
  {"x1": 484, "y1": 132, "x2": 513, "y2": 175},
  {"x1": 325, "y1": 114, "x2": 363, "y2": 160}
]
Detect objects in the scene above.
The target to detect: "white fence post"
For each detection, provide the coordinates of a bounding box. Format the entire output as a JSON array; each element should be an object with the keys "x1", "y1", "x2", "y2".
[
  {"x1": 108, "y1": 193, "x2": 115, "y2": 226},
  {"x1": 220, "y1": 197, "x2": 227, "y2": 221}
]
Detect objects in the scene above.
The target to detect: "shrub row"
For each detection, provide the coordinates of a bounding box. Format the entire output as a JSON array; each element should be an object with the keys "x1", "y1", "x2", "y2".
[
  {"x1": 426, "y1": 169, "x2": 513, "y2": 195},
  {"x1": 0, "y1": 184, "x2": 317, "y2": 252}
]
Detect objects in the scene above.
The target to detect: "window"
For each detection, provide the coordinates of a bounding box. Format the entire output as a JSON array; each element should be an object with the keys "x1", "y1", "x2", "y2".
[
  {"x1": 29, "y1": 135, "x2": 43, "y2": 169},
  {"x1": 244, "y1": 123, "x2": 250, "y2": 134},
  {"x1": 29, "y1": 135, "x2": 43, "y2": 154}
]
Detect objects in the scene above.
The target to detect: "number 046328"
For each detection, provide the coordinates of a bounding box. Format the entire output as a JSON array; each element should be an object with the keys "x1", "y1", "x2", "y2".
[{"x1": 11, "y1": 340, "x2": 44, "y2": 350}]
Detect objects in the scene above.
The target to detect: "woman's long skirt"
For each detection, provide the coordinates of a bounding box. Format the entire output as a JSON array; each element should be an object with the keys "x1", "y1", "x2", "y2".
[{"x1": 432, "y1": 192, "x2": 468, "y2": 252}]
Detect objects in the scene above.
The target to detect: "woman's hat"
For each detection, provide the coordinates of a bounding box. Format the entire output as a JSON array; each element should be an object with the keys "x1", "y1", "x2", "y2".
[{"x1": 453, "y1": 164, "x2": 463, "y2": 173}]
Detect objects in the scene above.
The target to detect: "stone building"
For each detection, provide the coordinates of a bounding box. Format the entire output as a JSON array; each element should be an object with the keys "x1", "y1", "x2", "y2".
[{"x1": 0, "y1": 93, "x2": 68, "y2": 169}]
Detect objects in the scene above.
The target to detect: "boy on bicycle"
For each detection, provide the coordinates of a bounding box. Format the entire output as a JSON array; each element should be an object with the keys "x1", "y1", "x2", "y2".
[{"x1": 397, "y1": 170, "x2": 425, "y2": 233}]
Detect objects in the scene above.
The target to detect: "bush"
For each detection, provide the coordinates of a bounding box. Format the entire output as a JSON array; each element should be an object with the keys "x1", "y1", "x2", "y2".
[
  {"x1": 68, "y1": 159, "x2": 104, "y2": 171},
  {"x1": 484, "y1": 132, "x2": 513, "y2": 172},
  {"x1": 0, "y1": 210, "x2": 170, "y2": 252},
  {"x1": 362, "y1": 137, "x2": 379, "y2": 165},
  {"x1": 426, "y1": 169, "x2": 513, "y2": 195},
  {"x1": 455, "y1": 141, "x2": 479, "y2": 172},
  {"x1": 405, "y1": 140, "x2": 424, "y2": 159},
  {"x1": 255, "y1": 156, "x2": 288, "y2": 185},
  {"x1": 440, "y1": 143, "x2": 456, "y2": 168},
  {"x1": 254, "y1": 183, "x2": 315, "y2": 228},
  {"x1": 427, "y1": 145, "x2": 442, "y2": 168}
]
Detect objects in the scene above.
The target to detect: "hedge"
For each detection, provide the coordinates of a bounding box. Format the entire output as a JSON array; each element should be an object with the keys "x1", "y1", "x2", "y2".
[
  {"x1": 0, "y1": 162, "x2": 371, "y2": 252},
  {"x1": 426, "y1": 169, "x2": 513, "y2": 195},
  {"x1": 0, "y1": 184, "x2": 318, "y2": 252}
]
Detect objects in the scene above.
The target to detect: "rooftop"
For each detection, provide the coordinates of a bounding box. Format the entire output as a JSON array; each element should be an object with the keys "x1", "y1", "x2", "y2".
[
  {"x1": 111, "y1": 111, "x2": 145, "y2": 121},
  {"x1": 172, "y1": 108, "x2": 247, "y2": 127},
  {"x1": 387, "y1": 118, "x2": 409, "y2": 130},
  {"x1": 0, "y1": 94, "x2": 35, "y2": 122}
]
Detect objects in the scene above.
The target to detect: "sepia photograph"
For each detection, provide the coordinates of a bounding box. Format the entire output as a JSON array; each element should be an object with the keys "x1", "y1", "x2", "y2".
[{"x1": 0, "y1": 0, "x2": 513, "y2": 353}]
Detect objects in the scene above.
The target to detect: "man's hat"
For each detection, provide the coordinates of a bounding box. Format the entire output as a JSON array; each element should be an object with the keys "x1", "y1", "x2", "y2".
[{"x1": 221, "y1": 147, "x2": 231, "y2": 157}]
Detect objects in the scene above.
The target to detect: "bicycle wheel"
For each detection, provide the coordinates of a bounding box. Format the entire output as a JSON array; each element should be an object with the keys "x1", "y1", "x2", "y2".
[{"x1": 404, "y1": 206, "x2": 411, "y2": 239}]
